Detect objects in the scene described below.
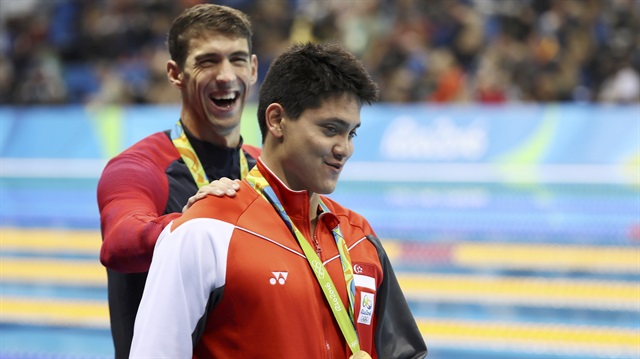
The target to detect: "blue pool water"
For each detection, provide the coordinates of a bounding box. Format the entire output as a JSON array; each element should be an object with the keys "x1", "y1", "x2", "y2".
[{"x1": 1, "y1": 177, "x2": 638, "y2": 358}]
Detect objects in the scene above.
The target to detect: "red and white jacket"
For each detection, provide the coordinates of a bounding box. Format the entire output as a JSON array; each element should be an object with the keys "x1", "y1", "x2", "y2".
[{"x1": 131, "y1": 159, "x2": 427, "y2": 359}]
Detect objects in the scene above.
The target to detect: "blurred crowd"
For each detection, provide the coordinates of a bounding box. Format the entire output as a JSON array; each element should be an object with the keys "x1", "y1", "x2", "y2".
[{"x1": 1, "y1": 0, "x2": 639, "y2": 105}]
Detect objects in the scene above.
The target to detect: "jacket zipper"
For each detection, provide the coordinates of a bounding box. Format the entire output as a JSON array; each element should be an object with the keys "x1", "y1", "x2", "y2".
[{"x1": 313, "y1": 232, "x2": 322, "y2": 257}]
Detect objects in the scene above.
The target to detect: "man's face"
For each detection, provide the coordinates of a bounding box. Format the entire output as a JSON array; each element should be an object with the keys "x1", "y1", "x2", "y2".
[
  {"x1": 279, "y1": 94, "x2": 361, "y2": 195},
  {"x1": 179, "y1": 32, "x2": 257, "y2": 137}
]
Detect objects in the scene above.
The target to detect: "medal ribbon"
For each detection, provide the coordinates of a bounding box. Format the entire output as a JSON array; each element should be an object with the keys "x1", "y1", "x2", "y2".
[
  {"x1": 171, "y1": 121, "x2": 249, "y2": 188},
  {"x1": 246, "y1": 166, "x2": 360, "y2": 353}
]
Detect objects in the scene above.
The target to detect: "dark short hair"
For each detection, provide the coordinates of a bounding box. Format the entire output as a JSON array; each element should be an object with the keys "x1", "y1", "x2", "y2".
[
  {"x1": 257, "y1": 42, "x2": 379, "y2": 142},
  {"x1": 167, "y1": 4, "x2": 253, "y2": 69}
]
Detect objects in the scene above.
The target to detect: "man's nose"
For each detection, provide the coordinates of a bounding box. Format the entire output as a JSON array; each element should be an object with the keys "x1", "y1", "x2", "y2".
[
  {"x1": 216, "y1": 60, "x2": 235, "y2": 83},
  {"x1": 333, "y1": 137, "x2": 352, "y2": 160}
]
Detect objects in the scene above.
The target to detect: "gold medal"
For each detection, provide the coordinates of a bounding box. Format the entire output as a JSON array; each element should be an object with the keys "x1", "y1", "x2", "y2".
[{"x1": 350, "y1": 351, "x2": 372, "y2": 359}]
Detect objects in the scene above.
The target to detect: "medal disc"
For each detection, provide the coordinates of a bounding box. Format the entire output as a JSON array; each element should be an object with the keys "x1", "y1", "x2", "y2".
[{"x1": 350, "y1": 351, "x2": 372, "y2": 359}]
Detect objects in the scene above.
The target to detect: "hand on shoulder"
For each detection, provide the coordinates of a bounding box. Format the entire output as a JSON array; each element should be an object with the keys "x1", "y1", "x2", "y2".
[{"x1": 182, "y1": 178, "x2": 241, "y2": 212}]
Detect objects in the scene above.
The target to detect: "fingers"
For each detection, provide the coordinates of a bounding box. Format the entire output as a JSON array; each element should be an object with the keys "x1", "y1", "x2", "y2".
[
  {"x1": 182, "y1": 178, "x2": 241, "y2": 212},
  {"x1": 214, "y1": 177, "x2": 240, "y2": 196},
  {"x1": 219, "y1": 177, "x2": 241, "y2": 190}
]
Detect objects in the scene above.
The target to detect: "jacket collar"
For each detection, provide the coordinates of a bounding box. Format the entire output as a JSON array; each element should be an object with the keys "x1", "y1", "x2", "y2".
[{"x1": 255, "y1": 158, "x2": 340, "y2": 235}]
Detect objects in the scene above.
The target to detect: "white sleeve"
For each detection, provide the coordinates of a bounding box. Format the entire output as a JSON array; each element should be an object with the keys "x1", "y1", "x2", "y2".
[{"x1": 130, "y1": 218, "x2": 234, "y2": 358}]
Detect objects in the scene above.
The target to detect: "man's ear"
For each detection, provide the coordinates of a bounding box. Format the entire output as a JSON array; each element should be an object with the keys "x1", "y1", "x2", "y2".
[
  {"x1": 250, "y1": 54, "x2": 258, "y2": 85},
  {"x1": 167, "y1": 60, "x2": 184, "y2": 88},
  {"x1": 265, "y1": 103, "x2": 285, "y2": 139}
]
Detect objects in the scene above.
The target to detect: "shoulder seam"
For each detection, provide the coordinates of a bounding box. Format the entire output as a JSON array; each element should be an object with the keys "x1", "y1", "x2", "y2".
[{"x1": 235, "y1": 225, "x2": 306, "y2": 259}]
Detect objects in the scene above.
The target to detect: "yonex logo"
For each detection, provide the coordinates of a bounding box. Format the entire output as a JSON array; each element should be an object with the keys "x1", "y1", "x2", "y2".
[{"x1": 270, "y1": 271, "x2": 288, "y2": 285}]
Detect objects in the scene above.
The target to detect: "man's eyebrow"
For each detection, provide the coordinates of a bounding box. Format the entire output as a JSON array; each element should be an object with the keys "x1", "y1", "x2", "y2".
[
  {"x1": 194, "y1": 51, "x2": 250, "y2": 61},
  {"x1": 325, "y1": 118, "x2": 361, "y2": 130},
  {"x1": 228, "y1": 50, "x2": 251, "y2": 58}
]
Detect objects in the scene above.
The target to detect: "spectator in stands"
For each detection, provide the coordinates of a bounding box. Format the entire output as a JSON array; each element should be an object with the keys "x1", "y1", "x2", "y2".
[{"x1": 1, "y1": 0, "x2": 638, "y2": 104}]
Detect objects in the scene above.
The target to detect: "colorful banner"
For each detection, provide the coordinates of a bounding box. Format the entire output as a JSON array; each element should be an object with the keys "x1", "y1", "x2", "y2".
[{"x1": 0, "y1": 104, "x2": 638, "y2": 184}]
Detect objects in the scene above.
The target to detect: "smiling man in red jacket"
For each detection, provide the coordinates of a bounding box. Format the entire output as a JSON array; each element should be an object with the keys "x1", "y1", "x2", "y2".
[{"x1": 96, "y1": 4, "x2": 260, "y2": 358}]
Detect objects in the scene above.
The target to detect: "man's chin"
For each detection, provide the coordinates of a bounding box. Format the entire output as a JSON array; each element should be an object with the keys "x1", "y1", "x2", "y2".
[
  {"x1": 205, "y1": 110, "x2": 242, "y2": 126},
  {"x1": 315, "y1": 184, "x2": 338, "y2": 195}
]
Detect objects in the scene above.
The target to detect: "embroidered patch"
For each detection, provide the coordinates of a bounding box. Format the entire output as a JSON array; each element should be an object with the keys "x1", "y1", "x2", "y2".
[
  {"x1": 357, "y1": 292, "x2": 375, "y2": 325},
  {"x1": 353, "y1": 262, "x2": 376, "y2": 279},
  {"x1": 354, "y1": 274, "x2": 376, "y2": 291}
]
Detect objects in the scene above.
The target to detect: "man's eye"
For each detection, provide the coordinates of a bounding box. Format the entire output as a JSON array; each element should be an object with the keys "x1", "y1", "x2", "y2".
[
  {"x1": 324, "y1": 125, "x2": 337, "y2": 134},
  {"x1": 200, "y1": 59, "x2": 216, "y2": 66},
  {"x1": 349, "y1": 131, "x2": 358, "y2": 139}
]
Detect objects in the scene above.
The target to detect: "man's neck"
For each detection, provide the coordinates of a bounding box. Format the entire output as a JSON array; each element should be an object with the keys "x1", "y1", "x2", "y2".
[
  {"x1": 259, "y1": 155, "x2": 320, "y2": 226},
  {"x1": 180, "y1": 115, "x2": 240, "y2": 148},
  {"x1": 309, "y1": 192, "x2": 320, "y2": 221}
]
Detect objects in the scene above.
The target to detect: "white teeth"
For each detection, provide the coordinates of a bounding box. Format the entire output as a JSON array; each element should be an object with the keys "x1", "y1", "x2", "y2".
[{"x1": 213, "y1": 93, "x2": 237, "y2": 100}]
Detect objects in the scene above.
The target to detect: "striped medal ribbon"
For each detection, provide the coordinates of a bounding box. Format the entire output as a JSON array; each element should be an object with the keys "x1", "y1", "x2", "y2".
[{"x1": 170, "y1": 121, "x2": 248, "y2": 188}]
